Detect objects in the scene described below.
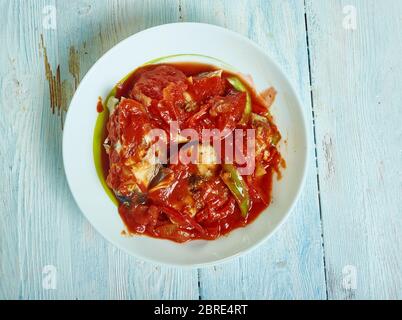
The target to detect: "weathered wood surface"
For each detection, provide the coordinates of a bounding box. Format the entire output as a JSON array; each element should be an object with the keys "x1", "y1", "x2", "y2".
[
  {"x1": 305, "y1": 0, "x2": 402, "y2": 299},
  {"x1": 0, "y1": 0, "x2": 400, "y2": 299}
]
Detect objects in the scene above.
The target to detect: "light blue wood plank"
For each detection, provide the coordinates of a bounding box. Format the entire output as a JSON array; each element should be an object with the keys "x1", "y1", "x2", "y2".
[
  {"x1": 0, "y1": 0, "x2": 23, "y2": 300},
  {"x1": 305, "y1": 0, "x2": 402, "y2": 299},
  {"x1": 181, "y1": 0, "x2": 327, "y2": 299},
  {"x1": 0, "y1": 0, "x2": 75, "y2": 299}
]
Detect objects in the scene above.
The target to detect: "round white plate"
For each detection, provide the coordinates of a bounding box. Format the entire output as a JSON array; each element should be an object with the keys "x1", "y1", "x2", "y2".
[{"x1": 63, "y1": 22, "x2": 309, "y2": 267}]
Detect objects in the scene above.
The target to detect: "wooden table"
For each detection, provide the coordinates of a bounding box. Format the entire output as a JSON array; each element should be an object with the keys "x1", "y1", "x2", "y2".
[{"x1": 1, "y1": 0, "x2": 401, "y2": 300}]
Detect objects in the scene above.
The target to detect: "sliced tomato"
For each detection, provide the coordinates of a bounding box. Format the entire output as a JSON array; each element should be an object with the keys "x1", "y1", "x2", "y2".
[
  {"x1": 130, "y1": 65, "x2": 191, "y2": 127},
  {"x1": 130, "y1": 65, "x2": 187, "y2": 100},
  {"x1": 109, "y1": 98, "x2": 151, "y2": 157},
  {"x1": 188, "y1": 71, "x2": 226, "y2": 103},
  {"x1": 210, "y1": 91, "x2": 246, "y2": 132},
  {"x1": 184, "y1": 91, "x2": 246, "y2": 138}
]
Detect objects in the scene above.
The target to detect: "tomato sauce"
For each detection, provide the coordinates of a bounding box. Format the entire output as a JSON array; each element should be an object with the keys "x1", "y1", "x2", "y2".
[
  {"x1": 96, "y1": 97, "x2": 104, "y2": 113},
  {"x1": 100, "y1": 62, "x2": 283, "y2": 242}
]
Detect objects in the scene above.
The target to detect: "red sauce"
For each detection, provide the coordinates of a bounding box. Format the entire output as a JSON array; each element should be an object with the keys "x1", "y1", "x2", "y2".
[
  {"x1": 96, "y1": 97, "x2": 104, "y2": 113},
  {"x1": 101, "y1": 63, "x2": 283, "y2": 242}
]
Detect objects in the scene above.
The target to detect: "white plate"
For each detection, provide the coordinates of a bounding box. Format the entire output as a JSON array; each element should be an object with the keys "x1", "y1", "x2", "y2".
[{"x1": 63, "y1": 23, "x2": 309, "y2": 267}]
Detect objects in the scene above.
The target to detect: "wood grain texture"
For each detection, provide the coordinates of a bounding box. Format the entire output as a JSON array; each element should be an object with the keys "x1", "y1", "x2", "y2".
[
  {"x1": 0, "y1": 0, "x2": 72, "y2": 300},
  {"x1": 1, "y1": 0, "x2": 400, "y2": 300},
  {"x1": 180, "y1": 0, "x2": 327, "y2": 299},
  {"x1": 305, "y1": 0, "x2": 402, "y2": 299}
]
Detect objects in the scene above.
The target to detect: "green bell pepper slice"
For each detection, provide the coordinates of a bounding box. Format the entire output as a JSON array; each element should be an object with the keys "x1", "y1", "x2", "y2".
[{"x1": 221, "y1": 164, "x2": 250, "y2": 218}]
